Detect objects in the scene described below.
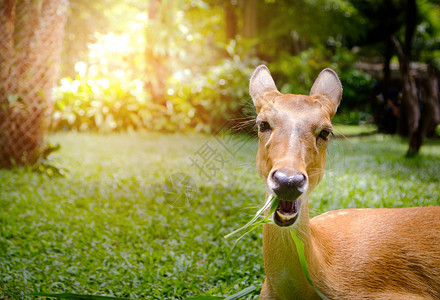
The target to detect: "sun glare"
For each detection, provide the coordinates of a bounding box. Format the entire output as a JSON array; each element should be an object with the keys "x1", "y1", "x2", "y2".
[
  {"x1": 74, "y1": 61, "x2": 87, "y2": 77},
  {"x1": 89, "y1": 33, "x2": 132, "y2": 59},
  {"x1": 136, "y1": 12, "x2": 148, "y2": 22}
]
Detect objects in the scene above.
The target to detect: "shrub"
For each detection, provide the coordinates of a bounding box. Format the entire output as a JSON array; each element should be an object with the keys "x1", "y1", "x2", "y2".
[
  {"x1": 338, "y1": 68, "x2": 374, "y2": 110},
  {"x1": 166, "y1": 54, "x2": 260, "y2": 133},
  {"x1": 51, "y1": 72, "x2": 156, "y2": 132},
  {"x1": 52, "y1": 51, "x2": 260, "y2": 133},
  {"x1": 270, "y1": 46, "x2": 374, "y2": 125},
  {"x1": 271, "y1": 47, "x2": 334, "y2": 95},
  {"x1": 51, "y1": 47, "x2": 373, "y2": 133}
]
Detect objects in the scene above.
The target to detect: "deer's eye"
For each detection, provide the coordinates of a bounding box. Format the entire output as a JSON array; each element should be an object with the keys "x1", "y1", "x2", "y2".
[
  {"x1": 318, "y1": 129, "x2": 332, "y2": 140},
  {"x1": 258, "y1": 121, "x2": 271, "y2": 133}
]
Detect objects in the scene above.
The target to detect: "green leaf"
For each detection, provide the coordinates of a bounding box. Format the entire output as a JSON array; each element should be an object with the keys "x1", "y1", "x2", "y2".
[
  {"x1": 224, "y1": 194, "x2": 278, "y2": 240},
  {"x1": 185, "y1": 285, "x2": 256, "y2": 300},
  {"x1": 185, "y1": 297, "x2": 223, "y2": 300},
  {"x1": 223, "y1": 285, "x2": 256, "y2": 300},
  {"x1": 290, "y1": 230, "x2": 329, "y2": 300},
  {"x1": 27, "y1": 293, "x2": 133, "y2": 299}
]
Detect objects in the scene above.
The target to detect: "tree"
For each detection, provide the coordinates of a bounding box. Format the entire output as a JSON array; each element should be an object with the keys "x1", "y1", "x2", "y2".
[
  {"x1": 267, "y1": 0, "x2": 440, "y2": 156},
  {"x1": 144, "y1": 0, "x2": 168, "y2": 103},
  {"x1": 0, "y1": 0, "x2": 68, "y2": 167},
  {"x1": 225, "y1": 1, "x2": 238, "y2": 41},
  {"x1": 391, "y1": 0, "x2": 440, "y2": 156},
  {"x1": 242, "y1": 0, "x2": 257, "y2": 40}
]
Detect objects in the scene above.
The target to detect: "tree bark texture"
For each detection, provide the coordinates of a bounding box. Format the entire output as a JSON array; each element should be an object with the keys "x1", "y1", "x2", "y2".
[
  {"x1": 0, "y1": 0, "x2": 68, "y2": 167},
  {"x1": 242, "y1": 0, "x2": 257, "y2": 39}
]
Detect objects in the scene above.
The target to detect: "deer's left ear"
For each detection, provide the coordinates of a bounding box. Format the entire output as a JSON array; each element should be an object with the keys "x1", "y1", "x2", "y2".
[{"x1": 310, "y1": 68, "x2": 342, "y2": 110}]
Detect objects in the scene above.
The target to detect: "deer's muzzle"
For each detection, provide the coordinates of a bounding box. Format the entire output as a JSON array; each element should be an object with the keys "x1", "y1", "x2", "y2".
[{"x1": 270, "y1": 170, "x2": 308, "y2": 201}]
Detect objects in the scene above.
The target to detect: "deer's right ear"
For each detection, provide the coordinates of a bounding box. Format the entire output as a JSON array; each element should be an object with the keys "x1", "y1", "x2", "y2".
[{"x1": 249, "y1": 65, "x2": 278, "y2": 112}]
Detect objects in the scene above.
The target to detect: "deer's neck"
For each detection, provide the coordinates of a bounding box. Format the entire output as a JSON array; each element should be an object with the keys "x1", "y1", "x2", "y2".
[{"x1": 262, "y1": 201, "x2": 326, "y2": 299}]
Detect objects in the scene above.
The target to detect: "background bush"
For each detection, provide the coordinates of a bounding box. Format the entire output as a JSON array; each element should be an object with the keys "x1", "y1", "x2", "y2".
[
  {"x1": 51, "y1": 45, "x2": 375, "y2": 133},
  {"x1": 48, "y1": 1, "x2": 439, "y2": 134},
  {"x1": 52, "y1": 50, "x2": 260, "y2": 133}
]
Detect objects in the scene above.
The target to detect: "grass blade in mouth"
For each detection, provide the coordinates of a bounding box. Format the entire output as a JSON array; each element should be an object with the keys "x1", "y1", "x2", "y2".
[
  {"x1": 290, "y1": 230, "x2": 330, "y2": 300},
  {"x1": 225, "y1": 195, "x2": 329, "y2": 299},
  {"x1": 224, "y1": 194, "x2": 280, "y2": 241}
]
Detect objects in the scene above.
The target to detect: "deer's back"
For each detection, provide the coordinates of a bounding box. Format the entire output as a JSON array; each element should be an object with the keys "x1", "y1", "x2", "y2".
[{"x1": 310, "y1": 206, "x2": 440, "y2": 299}]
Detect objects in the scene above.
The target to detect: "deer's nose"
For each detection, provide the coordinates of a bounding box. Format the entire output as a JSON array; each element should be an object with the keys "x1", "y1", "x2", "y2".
[{"x1": 271, "y1": 170, "x2": 307, "y2": 200}]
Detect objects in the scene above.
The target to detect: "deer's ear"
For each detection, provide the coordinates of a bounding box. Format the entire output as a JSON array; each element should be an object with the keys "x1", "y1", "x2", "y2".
[
  {"x1": 249, "y1": 65, "x2": 278, "y2": 111},
  {"x1": 310, "y1": 68, "x2": 342, "y2": 108}
]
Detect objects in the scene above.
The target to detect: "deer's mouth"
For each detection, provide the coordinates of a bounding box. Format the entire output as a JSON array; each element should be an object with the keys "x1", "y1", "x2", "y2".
[{"x1": 274, "y1": 199, "x2": 299, "y2": 227}]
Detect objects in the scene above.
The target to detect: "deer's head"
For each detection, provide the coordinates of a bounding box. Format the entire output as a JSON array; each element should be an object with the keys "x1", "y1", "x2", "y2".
[{"x1": 250, "y1": 65, "x2": 342, "y2": 227}]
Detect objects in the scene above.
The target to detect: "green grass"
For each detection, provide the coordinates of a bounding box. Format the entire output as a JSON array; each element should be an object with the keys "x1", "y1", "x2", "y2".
[
  {"x1": 1, "y1": 130, "x2": 439, "y2": 299},
  {"x1": 333, "y1": 124, "x2": 377, "y2": 136}
]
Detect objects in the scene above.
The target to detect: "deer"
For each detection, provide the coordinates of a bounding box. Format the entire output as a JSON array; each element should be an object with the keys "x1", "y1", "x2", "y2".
[{"x1": 249, "y1": 65, "x2": 440, "y2": 300}]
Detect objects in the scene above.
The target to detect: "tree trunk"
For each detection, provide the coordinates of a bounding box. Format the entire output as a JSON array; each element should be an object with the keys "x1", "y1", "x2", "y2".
[
  {"x1": 406, "y1": 67, "x2": 439, "y2": 156},
  {"x1": 392, "y1": 36, "x2": 420, "y2": 156},
  {"x1": 391, "y1": 0, "x2": 423, "y2": 157},
  {"x1": 0, "y1": 0, "x2": 15, "y2": 100},
  {"x1": 145, "y1": 0, "x2": 168, "y2": 104},
  {"x1": 420, "y1": 66, "x2": 440, "y2": 137},
  {"x1": 0, "y1": 0, "x2": 68, "y2": 168},
  {"x1": 225, "y1": 1, "x2": 238, "y2": 41},
  {"x1": 242, "y1": 0, "x2": 257, "y2": 39},
  {"x1": 382, "y1": 36, "x2": 393, "y2": 93}
]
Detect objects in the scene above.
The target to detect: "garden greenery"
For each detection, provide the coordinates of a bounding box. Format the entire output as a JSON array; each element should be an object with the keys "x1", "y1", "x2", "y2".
[
  {"x1": 2, "y1": 132, "x2": 440, "y2": 298},
  {"x1": 51, "y1": 0, "x2": 438, "y2": 134},
  {"x1": 52, "y1": 53, "x2": 259, "y2": 133},
  {"x1": 51, "y1": 50, "x2": 373, "y2": 133}
]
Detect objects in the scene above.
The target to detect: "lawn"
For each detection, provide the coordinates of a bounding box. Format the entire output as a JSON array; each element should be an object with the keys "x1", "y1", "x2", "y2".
[{"x1": 1, "y1": 130, "x2": 439, "y2": 299}]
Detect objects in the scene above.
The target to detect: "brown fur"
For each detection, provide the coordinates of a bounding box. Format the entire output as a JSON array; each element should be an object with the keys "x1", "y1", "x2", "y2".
[{"x1": 250, "y1": 66, "x2": 440, "y2": 300}]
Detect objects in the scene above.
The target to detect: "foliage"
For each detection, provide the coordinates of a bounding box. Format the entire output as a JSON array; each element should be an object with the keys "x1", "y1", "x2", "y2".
[
  {"x1": 1, "y1": 131, "x2": 439, "y2": 299},
  {"x1": 333, "y1": 110, "x2": 374, "y2": 126},
  {"x1": 338, "y1": 68, "x2": 374, "y2": 110},
  {"x1": 27, "y1": 285, "x2": 255, "y2": 299},
  {"x1": 54, "y1": 0, "x2": 440, "y2": 133},
  {"x1": 413, "y1": 1, "x2": 440, "y2": 69},
  {"x1": 270, "y1": 45, "x2": 374, "y2": 119},
  {"x1": 257, "y1": 0, "x2": 363, "y2": 52},
  {"x1": 54, "y1": 0, "x2": 267, "y2": 134},
  {"x1": 272, "y1": 47, "x2": 334, "y2": 95},
  {"x1": 52, "y1": 48, "x2": 259, "y2": 133},
  {"x1": 165, "y1": 41, "x2": 261, "y2": 132},
  {"x1": 61, "y1": 0, "x2": 144, "y2": 78},
  {"x1": 51, "y1": 71, "x2": 156, "y2": 132}
]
